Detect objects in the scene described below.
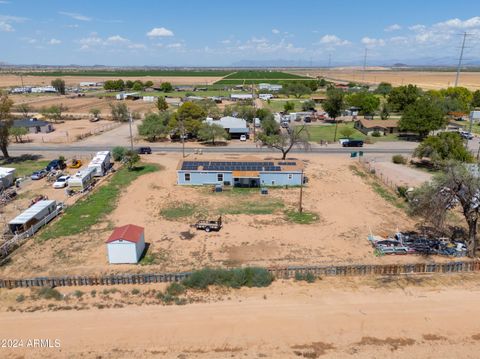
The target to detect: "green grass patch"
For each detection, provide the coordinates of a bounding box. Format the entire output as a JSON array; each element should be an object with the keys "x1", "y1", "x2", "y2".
[
  {"x1": 37, "y1": 163, "x2": 160, "y2": 241},
  {"x1": 284, "y1": 210, "x2": 319, "y2": 224},
  {"x1": 23, "y1": 70, "x2": 232, "y2": 77},
  {"x1": 160, "y1": 203, "x2": 199, "y2": 220},
  {"x1": 306, "y1": 122, "x2": 400, "y2": 143},
  {"x1": 182, "y1": 267, "x2": 274, "y2": 289},
  {"x1": 265, "y1": 99, "x2": 305, "y2": 112},
  {"x1": 0, "y1": 159, "x2": 50, "y2": 177},
  {"x1": 371, "y1": 182, "x2": 405, "y2": 209},
  {"x1": 349, "y1": 164, "x2": 367, "y2": 178}
]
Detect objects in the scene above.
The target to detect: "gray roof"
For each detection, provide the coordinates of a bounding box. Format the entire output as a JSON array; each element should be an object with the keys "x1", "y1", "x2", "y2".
[
  {"x1": 229, "y1": 128, "x2": 249, "y2": 133},
  {"x1": 13, "y1": 118, "x2": 50, "y2": 128},
  {"x1": 206, "y1": 116, "x2": 247, "y2": 129}
]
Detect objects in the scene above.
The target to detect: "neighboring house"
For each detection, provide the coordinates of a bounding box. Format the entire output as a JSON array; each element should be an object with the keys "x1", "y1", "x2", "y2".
[
  {"x1": 79, "y1": 82, "x2": 97, "y2": 87},
  {"x1": 354, "y1": 119, "x2": 399, "y2": 136},
  {"x1": 230, "y1": 93, "x2": 253, "y2": 101},
  {"x1": 177, "y1": 158, "x2": 304, "y2": 187},
  {"x1": 0, "y1": 167, "x2": 16, "y2": 190},
  {"x1": 105, "y1": 224, "x2": 145, "y2": 264},
  {"x1": 205, "y1": 116, "x2": 249, "y2": 139},
  {"x1": 470, "y1": 111, "x2": 480, "y2": 123},
  {"x1": 31, "y1": 86, "x2": 57, "y2": 93},
  {"x1": 311, "y1": 94, "x2": 327, "y2": 104},
  {"x1": 12, "y1": 118, "x2": 54, "y2": 134},
  {"x1": 258, "y1": 83, "x2": 283, "y2": 92}
]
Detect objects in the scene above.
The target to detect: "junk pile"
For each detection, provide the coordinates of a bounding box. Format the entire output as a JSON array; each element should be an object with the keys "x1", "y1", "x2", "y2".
[{"x1": 368, "y1": 231, "x2": 467, "y2": 257}]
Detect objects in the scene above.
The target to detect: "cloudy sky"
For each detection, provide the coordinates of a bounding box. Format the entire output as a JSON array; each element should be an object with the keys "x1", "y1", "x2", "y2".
[{"x1": 0, "y1": 0, "x2": 479, "y2": 66}]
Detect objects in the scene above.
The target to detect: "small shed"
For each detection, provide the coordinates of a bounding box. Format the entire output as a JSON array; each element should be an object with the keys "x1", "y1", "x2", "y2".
[{"x1": 106, "y1": 224, "x2": 145, "y2": 264}]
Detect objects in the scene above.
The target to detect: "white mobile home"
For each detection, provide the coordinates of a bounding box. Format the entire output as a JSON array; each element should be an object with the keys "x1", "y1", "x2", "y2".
[
  {"x1": 88, "y1": 151, "x2": 111, "y2": 177},
  {"x1": 0, "y1": 167, "x2": 16, "y2": 190},
  {"x1": 68, "y1": 167, "x2": 96, "y2": 190},
  {"x1": 8, "y1": 200, "x2": 58, "y2": 235}
]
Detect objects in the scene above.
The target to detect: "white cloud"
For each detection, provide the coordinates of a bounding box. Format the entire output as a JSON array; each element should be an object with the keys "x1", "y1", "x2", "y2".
[
  {"x1": 361, "y1": 37, "x2": 385, "y2": 47},
  {"x1": 434, "y1": 16, "x2": 480, "y2": 29},
  {"x1": 409, "y1": 24, "x2": 426, "y2": 32},
  {"x1": 319, "y1": 34, "x2": 350, "y2": 46},
  {"x1": 58, "y1": 11, "x2": 91, "y2": 21},
  {"x1": 78, "y1": 34, "x2": 148, "y2": 52},
  {"x1": 107, "y1": 35, "x2": 128, "y2": 43},
  {"x1": 220, "y1": 39, "x2": 231, "y2": 44},
  {"x1": 0, "y1": 1, "x2": 11, "y2": 4},
  {"x1": 146, "y1": 27, "x2": 174, "y2": 37},
  {"x1": 48, "y1": 38, "x2": 61, "y2": 45},
  {"x1": 385, "y1": 24, "x2": 401, "y2": 32},
  {"x1": 166, "y1": 42, "x2": 183, "y2": 48},
  {"x1": 0, "y1": 21, "x2": 13, "y2": 32},
  {"x1": 0, "y1": 14, "x2": 27, "y2": 32},
  {"x1": 272, "y1": 28, "x2": 280, "y2": 34},
  {"x1": 65, "y1": 24, "x2": 79, "y2": 28}
]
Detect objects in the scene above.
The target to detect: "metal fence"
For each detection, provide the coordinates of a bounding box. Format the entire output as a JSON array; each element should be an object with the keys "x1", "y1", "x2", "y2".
[{"x1": 1, "y1": 261, "x2": 479, "y2": 289}]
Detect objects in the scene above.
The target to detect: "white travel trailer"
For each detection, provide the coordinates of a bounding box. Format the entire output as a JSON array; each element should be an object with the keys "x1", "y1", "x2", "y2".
[
  {"x1": 88, "y1": 151, "x2": 111, "y2": 177},
  {"x1": 0, "y1": 167, "x2": 16, "y2": 190},
  {"x1": 8, "y1": 200, "x2": 59, "y2": 235},
  {"x1": 68, "y1": 167, "x2": 96, "y2": 191}
]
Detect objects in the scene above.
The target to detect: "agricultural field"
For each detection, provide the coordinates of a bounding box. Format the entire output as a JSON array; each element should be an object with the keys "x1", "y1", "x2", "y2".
[
  {"x1": 215, "y1": 70, "x2": 313, "y2": 85},
  {"x1": 0, "y1": 153, "x2": 441, "y2": 279},
  {"x1": 21, "y1": 70, "x2": 234, "y2": 77},
  {"x1": 292, "y1": 68, "x2": 480, "y2": 90}
]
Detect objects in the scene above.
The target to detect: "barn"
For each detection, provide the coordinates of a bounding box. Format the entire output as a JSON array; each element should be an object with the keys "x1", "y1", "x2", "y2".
[
  {"x1": 105, "y1": 224, "x2": 145, "y2": 264},
  {"x1": 177, "y1": 158, "x2": 304, "y2": 187}
]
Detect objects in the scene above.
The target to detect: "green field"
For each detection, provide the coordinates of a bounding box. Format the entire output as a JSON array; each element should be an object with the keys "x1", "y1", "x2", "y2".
[
  {"x1": 305, "y1": 122, "x2": 399, "y2": 143},
  {"x1": 0, "y1": 159, "x2": 50, "y2": 177},
  {"x1": 22, "y1": 70, "x2": 233, "y2": 77},
  {"x1": 265, "y1": 99, "x2": 305, "y2": 112},
  {"x1": 223, "y1": 71, "x2": 309, "y2": 80}
]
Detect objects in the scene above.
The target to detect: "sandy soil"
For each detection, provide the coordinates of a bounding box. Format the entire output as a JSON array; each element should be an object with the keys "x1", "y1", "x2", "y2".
[
  {"x1": 0, "y1": 75, "x2": 223, "y2": 88},
  {"x1": 0, "y1": 153, "x2": 446, "y2": 278},
  {"x1": 293, "y1": 69, "x2": 480, "y2": 90},
  {"x1": 1, "y1": 275, "x2": 480, "y2": 358}
]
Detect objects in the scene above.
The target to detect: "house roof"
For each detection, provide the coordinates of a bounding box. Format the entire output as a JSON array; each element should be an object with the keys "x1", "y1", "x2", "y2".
[
  {"x1": 357, "y1": 119, "x2": 399, "y2": 129},
  {"x1": 206, "y1": 116, "x2": 247, "y2": 129},
  {"x1": 13, "y1": 118, "x2": 51, "y2": 128},
  {"x1": 177, "y1": 156, "x2": 304, "y2": 172},
  {"x1": 106, "y1": 224, "x2": 144, "y2": 244}
]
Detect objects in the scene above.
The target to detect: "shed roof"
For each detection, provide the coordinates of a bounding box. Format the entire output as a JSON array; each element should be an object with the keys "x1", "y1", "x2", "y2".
[
  {"x1": 206, "y1": 116, "x2": 247, "y2": 129},
  {"x1": 106, "y1": 224, "x2": 144, "y2": 244},
  {"x1": 9, "y1": 200, "x2": 56, "y2": 225},
  {"x1": 13, "y1": 118, "x2": 50, "y2": 128}
]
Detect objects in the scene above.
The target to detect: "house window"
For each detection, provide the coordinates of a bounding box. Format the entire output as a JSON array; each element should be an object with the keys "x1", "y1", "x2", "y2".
[
  {"x1": 184, "y1": 173, "x2": 191, "y2": 182},
  {"x1": 288, "y1": 174, "x2": 293, "y2": 180},
  {"x1": 217, "y1": 173, "x2": 223, "y2": 182},
  {"x1": 271, "y1": 180, "x2": 275, "y2": 185}
]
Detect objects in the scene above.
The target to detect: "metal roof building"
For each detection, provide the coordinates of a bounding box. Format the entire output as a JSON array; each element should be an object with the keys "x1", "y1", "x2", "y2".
[{"x1": 106, "y1": 224, "x2": 145, "y2": 264}]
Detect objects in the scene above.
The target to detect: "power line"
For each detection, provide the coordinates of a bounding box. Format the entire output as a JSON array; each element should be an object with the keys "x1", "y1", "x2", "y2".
[{"x1": 455, "y1": 32, "x2": 468, "y2": 87}]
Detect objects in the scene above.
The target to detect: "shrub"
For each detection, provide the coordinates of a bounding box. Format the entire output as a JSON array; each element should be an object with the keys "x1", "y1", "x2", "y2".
[
  {"x1": 294, "y1": 272, "x2": 316, "y2": 283},
  {"x1": 90, "y1": 290, "x2": 97, "y2": 298},
  {"x1": 182, "y1": 267, "x2": 273, "y2": 290},
  {"x1": 73, "y1": 290, "x2": 84, "y2": 298},
  {"x1": 131, "y1": 288, "x2": 140, "y2": 295},
  {"x1": 392, "y1": 154, "x2": 407, "y2": 164},
  {"x1": 166, "y1": 282, "x2": 186, "y2": 296},
  {"x1": 16, "y1": 294, "x2": 25, "y2": 303},
  {"x1": 112, "y1": 146, "x2": 126, "y2": 162},
  {"x1": 372, "y1": 130, "x2": 381, "y2": 137},
  {"x1": 36, "y1": 288, "x2": 62, "y2": 301},
  {"x1": 396, "y1": 185, "x2": 409, "y2": 199}
]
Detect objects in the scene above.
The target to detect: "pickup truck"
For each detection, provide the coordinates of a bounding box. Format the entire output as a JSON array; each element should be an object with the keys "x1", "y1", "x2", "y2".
[{"x1": 193, "y1": 216, "x2": 222, "y2": 232}]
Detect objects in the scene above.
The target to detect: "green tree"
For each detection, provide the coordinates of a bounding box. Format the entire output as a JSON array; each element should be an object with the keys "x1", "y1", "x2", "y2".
[
  {"x1": 125, "y1": 80, "x2": 134, "y2": 89},
  {"x1": 283, "y1": 101, "x2": 295, "y2": 113},
  {"x1": 301, "y1": 99, "x2": 316, "y2": 111},
  {"x1": 375, "y1": 82, "x2": 393, "y2": 96},
  {"x1": 16, "y1": 103, "x2": 32, "y2": 118},
  {"x1": 132, "y1": 81, "x2": 143, "y2": 91},
  {"x1": 409, "y1": 163, "x2": 480, "y2": 257},
  {"x1": 156, "y1": 96, "x2": 168, "y2": 112},
  {"x1": 387, "y1": 84, "x2": 422, "y2": 112},
  {"x1": 41, "y1": 104, "x2": 68, "y2": 123},
  {"x1": 318, "y1": 78, "x2": 329, "y2": 87},
  {"x1": 258, "y1": 125, "x2": 310, "y2": 160},
  {"x1": 472, "y1": 90, "x2": 480, "y2": 108},
  {"x1": 112, "y1": 146, "x2": 126, "y2": 161},
  {"x1": 160, "y1": 82, "x2": 173, "y2": 92},
  {"x1": 124, "y1": 149, "x2": 140, "y2": 170},
  {"x1": 399, "y1": 96, "x2": 446, "y2": 138},
  {"x1": 137, "y1": 113, "x2": 169, "y2": 142},
  {"x1": 339, "y1": 126, "x2": 355, "y2": 139},
  {"x1": 282, "y1": 81, "x2": 312, "y2": 98},
  {"x1": 345, "y1": 91, "x2": 380, "y2": 116},
  {"x1": 51, "y1": 78, "x2": 66, "y2": 95},
  {"x1": 256, "y1": 108, "x2": 274, "y2": 122},
  {"x1": 9, "y1": 126, "x2": 28, "y2": 143},
  {"x1": 261, "y1": 116, "x2": 280, "y2": 136},
  {"x1": 380, "y1": 103, "x2": 390, "y2": 120},
  {"x1": 144, "y1": 80, "x2": 154, "y2": 88},
  {"x1": 89, "y1": 108, "x2": 101, "y2": 118},
  {"x1": 414, "y1": 132, "x2": 474, "y2": 165},
  {"x1": 441, "y1": 87, "x2": 473, "y2": 112},
  {"x1": 323, "y1": 88, "x2": 345, "y2": 141},
  {"x1": 197, "y1": 122, "x2": 227, "y2": 145},
  {"x1": 198, "y1": 99, "x2": 221, "y2": 119},
  {"x1": 176, "y1": 101, "x2": 207, "y2": 136},
  {"x1": 233, "y1": 104, "x2": 256, "y2": 123},
  {"x1": 110, "y1": 103, "x2": 129, "y2": 122},
  {"x1": 0, "y1": 92, "x2": 14, "y2": 158}
]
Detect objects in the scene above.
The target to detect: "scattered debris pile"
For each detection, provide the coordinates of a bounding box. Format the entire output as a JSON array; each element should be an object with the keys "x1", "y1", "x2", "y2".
[{"x1": 368, "y1": 232, "x2": 467, "y2": 257}]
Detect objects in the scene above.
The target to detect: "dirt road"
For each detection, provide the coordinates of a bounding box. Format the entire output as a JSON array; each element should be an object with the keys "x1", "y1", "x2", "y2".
[{"x1": 1, "y1": 278, "x2": 480, "y2": 358}]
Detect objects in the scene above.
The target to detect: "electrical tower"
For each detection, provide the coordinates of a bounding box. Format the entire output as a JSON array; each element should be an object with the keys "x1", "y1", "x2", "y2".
[
  {"x1": 362, "y1": 48, "x2": 368, "y2": 81},
  {"x1": 455, "y1": 32, "x2": 468, "y2": 87}
]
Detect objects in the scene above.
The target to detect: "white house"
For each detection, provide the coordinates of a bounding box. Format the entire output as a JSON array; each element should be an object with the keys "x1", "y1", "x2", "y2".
[
  {"x1": 470, "y1": 111, "x2": 480, "y2": 123},
  {"x1": 105, "y1": 224, "x2": 145, "y2": 264},
  {"x1": 230, "y1": 93, "x2": 253, "y2": 101},
  {"x1": 0, "y1": 167, "x2": 16, "y2": 190}
]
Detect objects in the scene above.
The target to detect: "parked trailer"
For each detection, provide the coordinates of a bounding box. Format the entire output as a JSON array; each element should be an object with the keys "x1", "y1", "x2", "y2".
[
  {"x1": 8, "y1": 200, "x2": 58, "y2": 235},
  {"x1": 68, "y1": 167, "x2": 96, "y2": 191},
  {"x1": 88, "y1": 151, "x2": 111, "y2": 177},
  {"x1": 0, "y1": 167, "x2": 16, "y2": 190}
]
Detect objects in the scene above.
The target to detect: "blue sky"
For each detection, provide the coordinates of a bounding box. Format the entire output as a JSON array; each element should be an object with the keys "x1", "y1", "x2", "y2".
[{"x1": 0, "y1": 0, "x2": 479, "y2": 66}]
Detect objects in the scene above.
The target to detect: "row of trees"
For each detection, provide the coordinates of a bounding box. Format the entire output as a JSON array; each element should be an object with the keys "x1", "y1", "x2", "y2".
[{"x1": 103, "y1": 79, "x2": 172, "y2": 92}]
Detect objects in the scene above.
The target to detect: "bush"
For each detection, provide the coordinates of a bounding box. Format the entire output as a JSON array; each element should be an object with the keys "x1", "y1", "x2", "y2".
[
  {"x1": 131, "y1": 288, "x2": 140, "y2": 295},
  {"x1": 396, "y1": 185, "x2": 409, "y2": 198},
  {"x1": 294, "y1": 272, "x2": 316, "y2": 283},
  {"x1": 36, "y1": 288, "x2": 62, "y2": 301},
  {"x1": 166, "y1": 282, "x2": 186, "y2": 296},
  {"x1": 16, "y1": 294, "x2": 25, "y2": 303},
  {"x1": 73, "y1": 290, "x2": 84, "y2": 298},
  {"x1": 182, "y1": 267, "x2": 273, "y2": 290},
  {"x1": 392, "y1": 154, "x2": 407, "y2": 164},
  {"x1": 112, "y1": 146, "x2": 126, "y2": 162},
  {"x1": 371, "y1": 130, "x2": 381, "y2": 137}
]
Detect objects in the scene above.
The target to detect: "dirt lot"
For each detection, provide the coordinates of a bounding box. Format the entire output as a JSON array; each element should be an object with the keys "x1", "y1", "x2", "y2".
[
  {"x1": 0, "y1": 75, "x2": 223, "y2": 88},
  {"x1": 294, "y1": 68, "x2": 480, "y2": 90},
  {"x1": 1, "y1": 274, "x2": 480, "y2": 358},
  {"x1": 11, "y1": 94, "x2": 156, "y2": 116},
  {"x1": 0, "y1": 153, "x2": 449, "y2": 278}
]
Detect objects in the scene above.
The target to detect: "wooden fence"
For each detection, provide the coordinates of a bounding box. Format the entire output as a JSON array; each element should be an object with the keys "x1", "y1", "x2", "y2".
[{"x1": 1, "y1": 261, "x2": 480, "y2": 289}]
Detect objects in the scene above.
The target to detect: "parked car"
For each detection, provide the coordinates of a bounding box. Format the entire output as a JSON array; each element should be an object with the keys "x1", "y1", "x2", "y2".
[
  {"x1": 46, "y1": 159, "x2": 66, "y2": 171},
  {"x1": 240, "y1": 135, "x2": 247, "y2": 142},
  {"x1": 31, "y1": 169, "x2": 48, "y2": 180},
  {"x1": 281, "y1": 121, "x2": 289, "y2": 128},
  {"x1": 460, "y1": 131, "x2": 474, "y2": 140},
  {"x1": 53, "y1": 175, "x2": 70, "y2": 189},
  {"x1": 137, "y1": 147, "x2": 152, "y2": 154},
  {"x1": 342, "y1": 140, "x2": 364, "y2": 147},
  {"x1": 304, "y1": 117, "x2": 312, "y2": 123}
]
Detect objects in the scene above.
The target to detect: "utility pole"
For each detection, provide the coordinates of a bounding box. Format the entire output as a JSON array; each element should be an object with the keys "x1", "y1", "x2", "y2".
[
  {"x1": 252, "y1": 84, "x2": 256, "y2": 141},
  {"x1": 455, "y1": 32, "x2": 468, "y2": 87},
  {"x1": 362, "y1": 48, "x2": 368, "y2": 82},
  {"x1": 180, "y1": 119, "x2": 186, "y2": 158},
  {"x1": 328, "y1": 54, "x2": 332, "y2": 69},
  {"x1": 299, "y1": 169, "x2": 304, "y2": 213},
  {"x1": 128, "y1": 113, "x2": 134, "y2": 151}
]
